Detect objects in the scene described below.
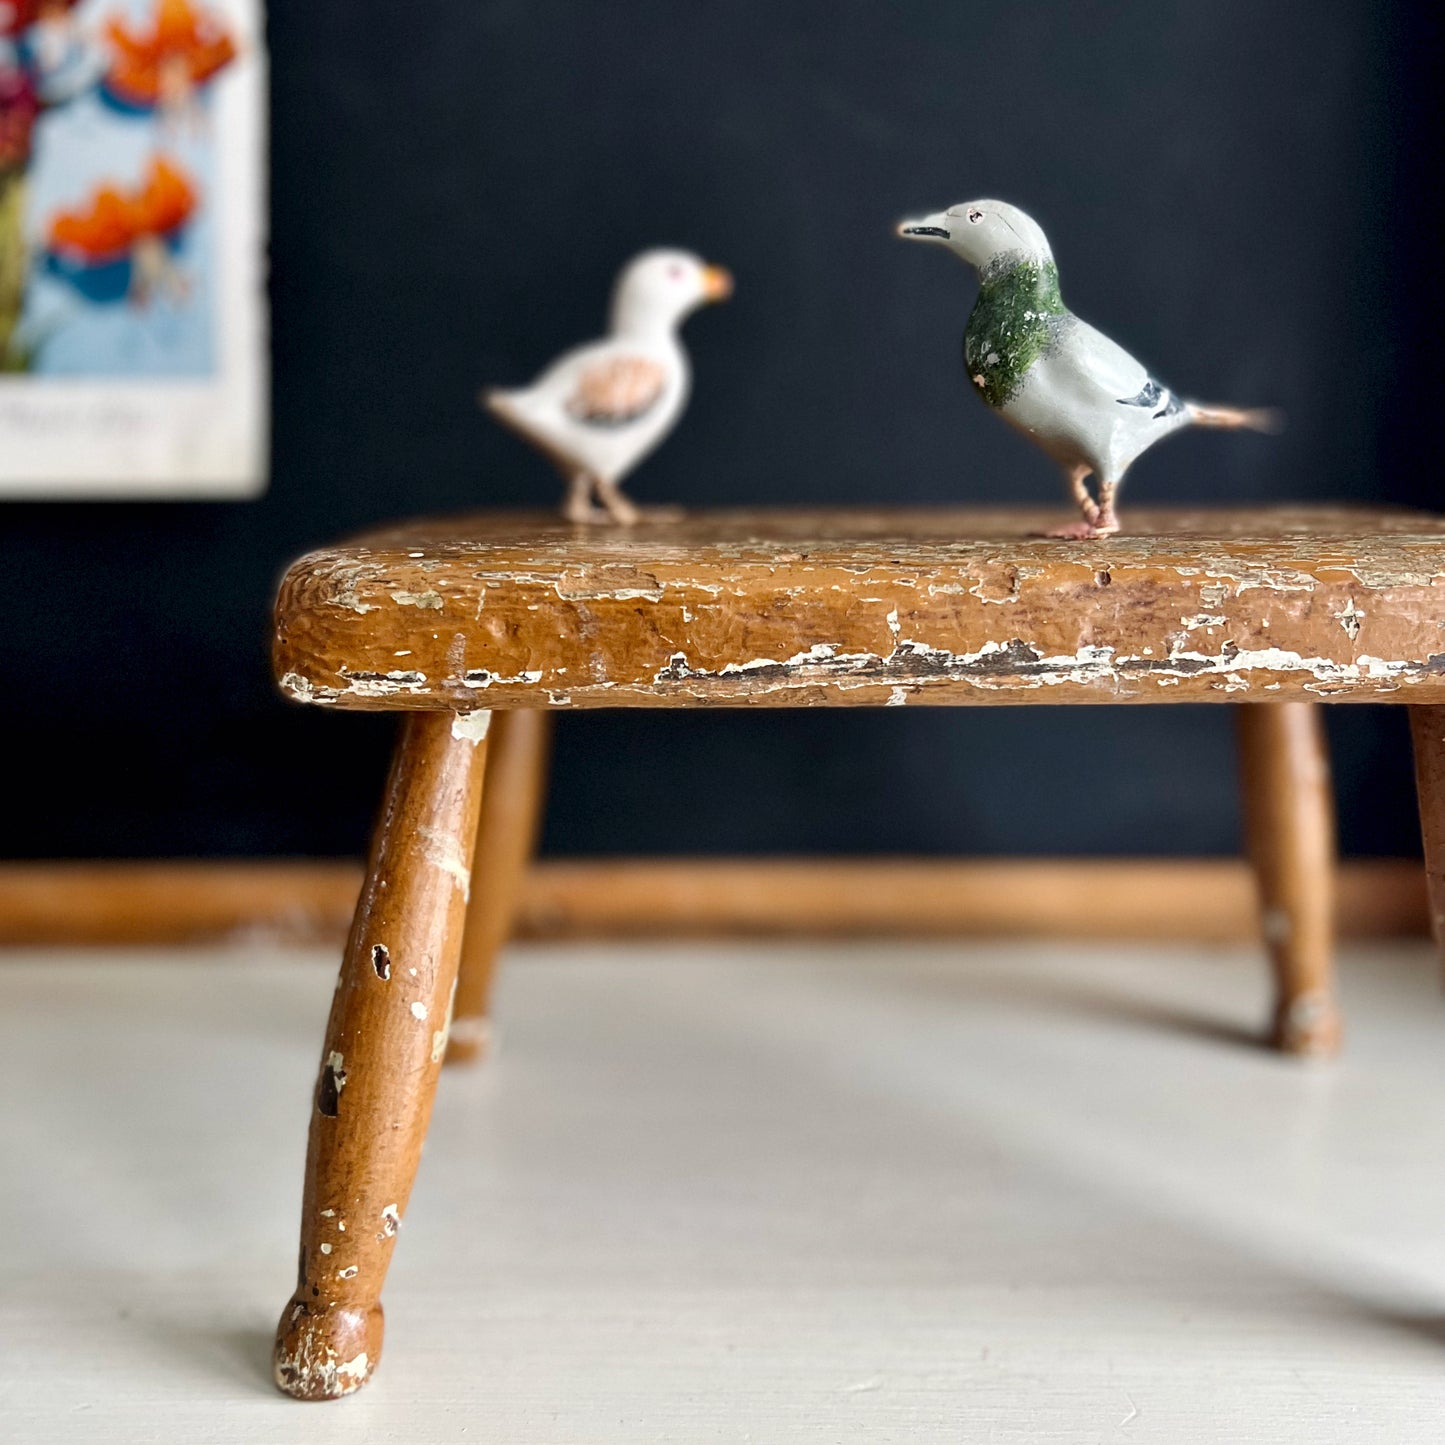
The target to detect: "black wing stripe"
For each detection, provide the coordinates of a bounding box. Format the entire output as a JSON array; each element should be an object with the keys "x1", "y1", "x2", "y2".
[{"x1": 1117, "y1": 379, "x2": 1163, "y2": 408}]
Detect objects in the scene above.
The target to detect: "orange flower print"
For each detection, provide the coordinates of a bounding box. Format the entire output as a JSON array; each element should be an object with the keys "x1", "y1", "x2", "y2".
[
  {"x1": 103, "y1": 0, "x2": 236, "y2": 116},
  {"x1": 47, "y1": 154, "x2": 196, "y2": 303}
]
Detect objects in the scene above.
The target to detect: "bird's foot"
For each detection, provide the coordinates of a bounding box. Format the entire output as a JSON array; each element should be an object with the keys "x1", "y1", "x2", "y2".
[
  {"x1": 1042, "y1": 517, "x2": 1119, "y2": 541},
  {"x1": 561, "y1": 497, "x2": 613, "y2": 525},
  {"x1": 594, "y1": 485, "x2": 684, "y2": 527}
]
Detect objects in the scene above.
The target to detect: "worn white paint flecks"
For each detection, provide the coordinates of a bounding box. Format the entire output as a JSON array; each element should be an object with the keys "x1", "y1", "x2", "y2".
[
  {"x1": 410, "y1": 1001, "x2": 428, "y2": 1022},
  {"x1": 431, "y1": 977, "x2": 458, "y2": 1063},
  {"x1": 654, "y1": 631, "x2": 1442, "y2": 699},
  {"x1": 273, "y1": 1337, "x2": 371, "y2": 1399},
  {"x1": 336, "y1": 669, "x2": 429, "y2": 700},
  {"x1": 1334, "y1": 600, "x2": 1365, "y2": 641},
  {"x1": 279, "y1": 671, "x2": 319, "y2": 703},
  {"x1": 461, "y1": 667, "x2": 545, "y2": 691},
  {"x1": 379, "y1": 1204, "x2": 401, "y2": 1241},
  {"x1": 450, "y1": 710, "x2": 492, "y2": 745},
  {"x1": 418, "y1": 824, "x2": 471, "y2": 900},
  {"x1": 390, "y1": 590, "x2": 444, "y2": 610}
]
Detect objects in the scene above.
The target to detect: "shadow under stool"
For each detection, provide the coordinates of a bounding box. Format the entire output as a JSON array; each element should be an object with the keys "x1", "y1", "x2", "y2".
[{"x1": 268, "y1": 504, "x2": 1445, "y2": 1399}]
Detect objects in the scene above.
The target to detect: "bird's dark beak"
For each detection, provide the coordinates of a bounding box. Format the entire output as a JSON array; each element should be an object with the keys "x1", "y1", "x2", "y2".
[{"x1": 897, "y1": 212, "x2": 952, "y2": 241}]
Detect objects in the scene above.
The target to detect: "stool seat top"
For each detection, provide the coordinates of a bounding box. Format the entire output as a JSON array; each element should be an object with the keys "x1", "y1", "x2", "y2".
[{"x1": 273, "y1": 505, "x2": 1445, "y2": 710}]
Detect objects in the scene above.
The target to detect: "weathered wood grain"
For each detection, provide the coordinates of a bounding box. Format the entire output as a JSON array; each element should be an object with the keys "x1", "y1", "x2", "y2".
[
  {"x1": 448, "y1": 709, "x2": 553, "y2": 1063},
  {"x1": 272, "y1": 711, "x2": 488, "y2": 1400},
  {"x1": 1237, "y1": 703, "x2": 1339, "y2": 1054},
  {"x1": 0, "y1": 857, "x2": 1428, "y2": 946},
  {"x1": 273, "y1": 507, "x2": 1445, "y2": 710}
]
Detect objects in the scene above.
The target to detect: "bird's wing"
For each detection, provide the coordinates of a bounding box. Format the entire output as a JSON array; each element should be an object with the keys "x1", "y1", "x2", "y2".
[
  {"x1": 1048, "y1": 316, "x2": 1153, "y2": 402},
  {"x1": 564, "y1": 354, "x2": 668, "y2": 427}
]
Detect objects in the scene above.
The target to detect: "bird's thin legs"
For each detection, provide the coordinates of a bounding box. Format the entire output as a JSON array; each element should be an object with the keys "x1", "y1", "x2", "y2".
[
  {"x1": 1093, "y1": 479, "x2": 1121, "y2": 535},
  {"x1": 562, "y1": 472, "x2": 609, "y2": 525},
  {"x1": 592, "y1": 477, "x2": 685, "y2": 526},
  {"x1": 1044, "y1": 464, "x2": 1119, "y2": 540},
  {"x1": 1066, "y1": 463, "x2": 1099, "y2": 525},
  {"x1": 594, "y1": 476, "x2": 642, "y2": 525},
  {"x1": 561, "y1": 470, "x2": 685, "y2": 527}
]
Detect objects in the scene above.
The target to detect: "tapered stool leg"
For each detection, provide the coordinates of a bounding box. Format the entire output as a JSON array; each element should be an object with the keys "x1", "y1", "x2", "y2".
[
  {"x1": 273, "y1": 710, "x2": 489, "y2": 1400},
  {"x1": 1236, "y1": 702, "x2": 1339, "y2": 1056},
  {"x1": 447, "y1": 709, "x2": 553, "y2": 1064},
  {"x1": 1409, "y1": 706, "x2": 1445, "y2": 954}
]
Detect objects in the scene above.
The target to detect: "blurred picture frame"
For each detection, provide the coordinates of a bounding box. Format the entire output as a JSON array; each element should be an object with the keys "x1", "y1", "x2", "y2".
[{"x1": 0, "y1": 0, "x2": 267, "y2": 498}]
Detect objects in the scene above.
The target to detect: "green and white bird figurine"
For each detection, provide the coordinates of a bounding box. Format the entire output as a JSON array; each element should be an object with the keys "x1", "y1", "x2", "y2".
[
  {"x1": 483, "y1": 250, "x2": 733, "y2": 525},
  {"x1": 897, "y1": 200, "x2": 1279, "y2": 539}
]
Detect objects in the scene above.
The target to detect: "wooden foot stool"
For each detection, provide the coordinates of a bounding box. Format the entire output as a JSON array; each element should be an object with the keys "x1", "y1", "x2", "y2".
[{"x1": 269, "y1": 505, "x2": 1445, "y2": 1399}]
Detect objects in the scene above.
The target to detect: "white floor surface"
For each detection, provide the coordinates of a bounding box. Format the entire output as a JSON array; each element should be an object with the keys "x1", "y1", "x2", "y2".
[{"x1": 5, "y1": 939, "x2": 1445, "y2": 1442}]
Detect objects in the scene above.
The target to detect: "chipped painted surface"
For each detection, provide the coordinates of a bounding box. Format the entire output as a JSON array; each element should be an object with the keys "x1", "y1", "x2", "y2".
[
  {"x1": 418, "y1": 824, "x2": 471, "y2": 899},
  {"x1": 317, "y1": 1052, "x2": 347, "y2": 1117},
  {"x1": 273, "y1": 1334, "x2": 372, "y2": 1399},
  {"x1": 273, "y1": 710, "x2": 487, "y2": 1403},
  {"x1": 390, "y1": 589, "x2": 444, "y2": 609},
  {"x1": 431, "y1": 977, "x2": 458, "y2": 1064},
  {"x1": 273, "y1": 508, "x2": 1445, "y2": 710},
  {"x1": 450, "y1": 710, "x2": 492, "y2": 744},
  {"x1": 1334, "y1": 599, "x2": 1365, "y2": 640}
]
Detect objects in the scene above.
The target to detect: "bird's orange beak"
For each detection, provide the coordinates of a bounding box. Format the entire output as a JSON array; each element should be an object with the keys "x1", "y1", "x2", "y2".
[{"x1": 700, "y1": 263, "x2": 733, "y2": 302}]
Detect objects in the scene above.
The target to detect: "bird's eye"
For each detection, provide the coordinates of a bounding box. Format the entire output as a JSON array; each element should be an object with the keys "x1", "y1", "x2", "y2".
[{"x1": 967, "y1": 209, "x2": 984, "y2": 224}]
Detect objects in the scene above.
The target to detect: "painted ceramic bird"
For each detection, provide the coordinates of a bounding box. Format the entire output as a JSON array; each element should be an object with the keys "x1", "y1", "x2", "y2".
[
  {"x1": 483, "y1": 249, "x2": 732, "y2": 524},
  {"x1": 897, "y1": 200, "x2": 1279, "y2": 539}
]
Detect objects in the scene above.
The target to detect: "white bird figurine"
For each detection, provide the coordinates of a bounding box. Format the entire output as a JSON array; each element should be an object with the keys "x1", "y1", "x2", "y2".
[
  {"x1": 897, "y1": 199, "x2": 1279, "y2": 539},
  {"x1": 483, "y1": 249, "x2": 733, "y2": 524}
]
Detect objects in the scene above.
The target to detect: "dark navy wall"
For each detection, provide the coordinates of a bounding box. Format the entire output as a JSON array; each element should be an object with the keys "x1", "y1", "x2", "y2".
[{"x1": 3, "y1": 0, "x2": 1437, "y2": 859}]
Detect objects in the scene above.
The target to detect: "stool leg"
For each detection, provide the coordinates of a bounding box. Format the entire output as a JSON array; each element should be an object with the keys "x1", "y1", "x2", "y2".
[
  {"x1": 447, "y1": 709, "x2": 554, "y2": 1064},
  {"x1": 1409, "y1": 706, "x2": 1445, "y2": 953},
  {"x1": 273, "y1": 710, "x2": 489, "y2": 1400},
  {"x1": 1236, "y1": 702, "x2": 1340, "y2": 1056}
]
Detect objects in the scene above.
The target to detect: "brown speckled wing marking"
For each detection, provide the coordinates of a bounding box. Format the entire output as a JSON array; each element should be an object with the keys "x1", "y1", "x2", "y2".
[{"x1": 566, "y1": 356, "x2": 666, "y2": 426}]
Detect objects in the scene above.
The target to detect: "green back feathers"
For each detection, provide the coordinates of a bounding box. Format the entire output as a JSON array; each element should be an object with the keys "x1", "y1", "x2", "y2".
[{"x1": 963, "y1": 258, "x2": 1066, "y2": 408}]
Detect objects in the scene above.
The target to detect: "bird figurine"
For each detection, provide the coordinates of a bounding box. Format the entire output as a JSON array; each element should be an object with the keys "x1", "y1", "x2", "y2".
[
  {"x1": 897, "y1": 200, "x2": 1279, "y2": 539},
  {"x1": 483, "y1": 249, "x2": 732, "y2": 524}
]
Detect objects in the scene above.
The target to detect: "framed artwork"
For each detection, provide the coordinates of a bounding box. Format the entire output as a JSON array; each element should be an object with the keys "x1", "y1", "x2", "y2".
[{"x1": 0, "y1": 0, "x2": 266, "y2": 498}]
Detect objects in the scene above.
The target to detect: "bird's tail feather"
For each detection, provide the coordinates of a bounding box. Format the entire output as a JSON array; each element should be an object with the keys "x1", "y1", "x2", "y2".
[
  {"x1": 480, "y1": 386, "x2": 516, "y2": 420},
  {"x1": 1186, "y1": 402, "x2": 1284, "y2": 434}
]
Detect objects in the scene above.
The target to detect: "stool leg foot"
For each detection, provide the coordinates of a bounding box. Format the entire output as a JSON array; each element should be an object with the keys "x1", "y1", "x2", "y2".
[
  {"x1": 1236, "y1": 702, "x2": 1340, "y2": 1057},
  {"x1": 273, "y1": 711, "x2": 488, "y2": 1399},
  {"x1": 447, "y1": 710, "x2": 553, "y2": 1066}
]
